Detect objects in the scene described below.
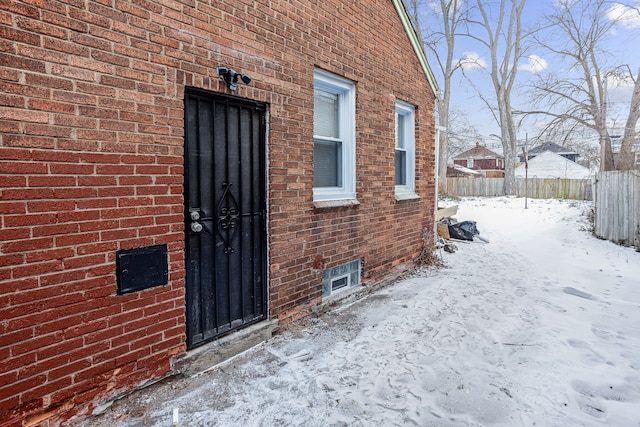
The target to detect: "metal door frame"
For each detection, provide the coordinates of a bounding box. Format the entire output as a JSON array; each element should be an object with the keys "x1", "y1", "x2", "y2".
[{"x1": 183, "y1": 87, "x2": 268, "y2": 349}]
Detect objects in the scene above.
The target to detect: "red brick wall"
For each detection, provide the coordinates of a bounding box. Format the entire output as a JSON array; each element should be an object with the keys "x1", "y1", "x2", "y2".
[
  {"x1": 454, "y1": 158, "x2": 503, "y2": 171},
  {"x1": 264, "y1": 1, "x2": 436, "y2": 323},
  {"x1": 0, "y1": 0, "x2": 435, "y2": 425}
]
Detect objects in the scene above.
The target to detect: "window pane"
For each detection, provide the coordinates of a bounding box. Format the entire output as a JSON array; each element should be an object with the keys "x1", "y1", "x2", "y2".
[
  {"x1": 331, "y1": 276, "x2": 349, "y2": 292},
  {"x1": 395, "y1": 149, "x2": 406, "y2": 185},
  {"x1": 314, "y1": 89, "x2": 339, "y2": 138},
  {"x1": 314, "y1": 139, "x2": 342, "y2": 187},
  {"x1": 396, "y1": 113, "x2": 405, "y2": 149}
]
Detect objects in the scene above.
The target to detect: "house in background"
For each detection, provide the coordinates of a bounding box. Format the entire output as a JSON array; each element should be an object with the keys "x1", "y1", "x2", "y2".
[
  {"x1": 0, "y1": 0, "x2": 438, "y2": 425},
  {"x1": 515, "y1": 151, "x2": 591, "y2": 179},
  {"x1": 520, "y1": 141, "x2": 580, "y2": 163},
  {"x1": 453, "y1": 142, "x2": 505, "y2": 177}
]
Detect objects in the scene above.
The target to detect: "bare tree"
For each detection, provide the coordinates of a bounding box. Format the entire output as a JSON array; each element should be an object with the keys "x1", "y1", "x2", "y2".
[
  {"x1": 525, "y1": 0, "x2": 639, "y2": 171},
  {"x1": 566, "y1": 139, "x2": 602, "y2": 170},
  {"x1": 403, "y1": 0, "x2": 470, "y2": 192},
  {"x1": 447, "y1": 108, "x2": 485, "y2": 157},
  {"x1": 468, "y1": 0, "x2": 527, "y2": 194}
]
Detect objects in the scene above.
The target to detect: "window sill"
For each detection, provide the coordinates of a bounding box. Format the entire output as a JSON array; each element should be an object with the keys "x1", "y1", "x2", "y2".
[
  {"x1": 313, "y1": 198, "x2": 360, "y2": 210},
  {"x1": 395, "y1": 193, "x2": 421, "y2": 202}
]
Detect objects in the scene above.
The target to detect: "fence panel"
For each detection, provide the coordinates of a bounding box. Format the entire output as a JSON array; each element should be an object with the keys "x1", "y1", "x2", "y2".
[
  {"x1": 445, "y1": 177, "x2": 592, "y2": 200},
  {"x1": 593, "y1": 171, "x2": 640, "y2": 249},
  {"x1": 445, "y1": 177, "x2": 504, "y2": 197}
]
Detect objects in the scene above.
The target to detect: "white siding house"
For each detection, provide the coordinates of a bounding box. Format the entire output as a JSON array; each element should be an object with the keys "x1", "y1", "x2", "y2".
[{"x1": 516, "y1": 151, "x2": 591, "y2": 179}]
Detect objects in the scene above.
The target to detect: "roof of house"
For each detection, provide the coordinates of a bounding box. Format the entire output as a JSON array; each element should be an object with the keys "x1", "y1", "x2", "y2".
[
  {"x1": 527, "y1": 141, "x2": 578, "y2": 156},
  {"x1": 392, "y1": 0, "x2": 439, "y2": 95},
  {"x1": 515, "y1": 150, "x2": 591, "y2": 179},
  {"x1": 453, "y1": 142, "x2": 504, "y2": 160},
  {"x1": 447, "y1": 163, "x2": 482, "y2": 175}
]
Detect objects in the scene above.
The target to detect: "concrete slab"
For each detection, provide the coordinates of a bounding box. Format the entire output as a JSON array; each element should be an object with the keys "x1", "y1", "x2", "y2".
[{"x1": 175, "y1": 320, "x2": 279, "y2": 376}]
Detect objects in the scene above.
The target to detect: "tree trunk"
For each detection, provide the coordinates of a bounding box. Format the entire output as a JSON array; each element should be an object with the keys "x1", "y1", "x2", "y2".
[
  {"x1": 503, "y1": 144, "x2": 517, "y2": 195},
  {"x1": 597, "y1": 108, "x2": 615, "y2": 171},
  {"x1": 499, "y1": 93, "x2": 519, "y2": 195},
  {"x1": 476, "y1": 0, "x2": 525, "y2": 196},
  {"x1": 602, "y1": 133, "x2": 615, "y2": 171},
  {"x1": 616, "y1": 68, "x2": 640, "y2": 170}
]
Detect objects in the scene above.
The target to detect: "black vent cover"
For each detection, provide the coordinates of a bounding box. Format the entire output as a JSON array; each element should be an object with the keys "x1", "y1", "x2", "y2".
[{"x1": 116, "y1": 244, "x2": 168, "y2": 294}]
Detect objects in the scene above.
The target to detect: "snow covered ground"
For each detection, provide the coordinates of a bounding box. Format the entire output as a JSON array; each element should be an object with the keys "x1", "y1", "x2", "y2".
[{"x1": 80, "y1": 197, "x2": 640, "y2": 427}]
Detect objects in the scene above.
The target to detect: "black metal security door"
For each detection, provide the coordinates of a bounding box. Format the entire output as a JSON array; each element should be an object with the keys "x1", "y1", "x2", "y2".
[{"x1": 184, "y1": 88, "x2": 267, "y2": 349}]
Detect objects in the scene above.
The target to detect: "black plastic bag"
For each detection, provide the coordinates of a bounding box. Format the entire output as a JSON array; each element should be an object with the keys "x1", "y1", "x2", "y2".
[{"x1": 448, "y1": 221, "x2": 479, "y2": 241}]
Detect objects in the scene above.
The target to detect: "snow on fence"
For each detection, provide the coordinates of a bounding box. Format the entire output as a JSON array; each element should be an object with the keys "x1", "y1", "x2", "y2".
[
  {"x1": 593, "y1": 171, "x2": 640, "y2": 249},
  {"x1": 445, "y1": 177, "x2": 593, "y2": 200}
]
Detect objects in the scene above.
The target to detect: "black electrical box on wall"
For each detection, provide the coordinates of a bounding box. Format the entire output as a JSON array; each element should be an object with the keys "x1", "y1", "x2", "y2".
[{"x1": 116, "y1": 244, "x2": 168, "y2": 294}]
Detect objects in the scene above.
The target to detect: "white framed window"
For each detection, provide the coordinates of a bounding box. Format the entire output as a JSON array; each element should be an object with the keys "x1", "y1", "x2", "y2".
[
  {"x1": 330, "y1": 273, "x2": 350, "y2": 294},
  {"x1": 313, "y1": 69, "x2": 356, "y2": 201},
  {"x1": 395, "y1": 100, "x2": 416, "y2": 194},
  {"x1": 635, "y1": 152, "x2": 640, "y2": 165},
  {"x1": 467, "y1": 159, "x2": 474, "y2": 168}
]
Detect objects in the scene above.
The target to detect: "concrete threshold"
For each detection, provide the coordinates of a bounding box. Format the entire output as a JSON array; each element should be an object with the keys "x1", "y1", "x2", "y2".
[{"x1": 175, "y1": 320, "x2": 279, "y2": 376}]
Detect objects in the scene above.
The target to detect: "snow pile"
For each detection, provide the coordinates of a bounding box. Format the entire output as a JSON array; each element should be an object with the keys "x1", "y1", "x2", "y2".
[{"x1": 81, "y1": 197, "x2": 640, "y2": 427}]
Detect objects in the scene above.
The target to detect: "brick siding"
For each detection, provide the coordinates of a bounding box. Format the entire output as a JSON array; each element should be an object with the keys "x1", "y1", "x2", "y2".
[
  {"x1": 0, "y1": 0, "x2": 435, "y2": 425},
  {"x1": 454, "y1": 158, "x2": 501, "y2": 171}
]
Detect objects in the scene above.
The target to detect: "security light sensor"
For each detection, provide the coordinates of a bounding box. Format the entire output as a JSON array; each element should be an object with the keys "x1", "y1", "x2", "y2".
[{"x1": 216, "y1": 66, "x2": 252, "y2": 91}]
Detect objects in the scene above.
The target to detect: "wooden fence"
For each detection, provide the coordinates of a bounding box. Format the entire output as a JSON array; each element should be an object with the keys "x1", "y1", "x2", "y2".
[
  {"x1": 593, "y1": 171, "x2": 640, "y2": 249},
  {"x1": 445, "y1": 177, "x2": 593, "y2": 200}
]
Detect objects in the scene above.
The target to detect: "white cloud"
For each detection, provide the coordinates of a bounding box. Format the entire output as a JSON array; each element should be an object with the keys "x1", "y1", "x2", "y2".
[
  {"x1": 455, "y1": 51, "x2": 487, "y2": 71},
  {"x1": 518, "y1": 55, "x2": 549, "y2": 74},
  {"x1": 607, "y1": 3, "x2": 640, "y2": 29}
]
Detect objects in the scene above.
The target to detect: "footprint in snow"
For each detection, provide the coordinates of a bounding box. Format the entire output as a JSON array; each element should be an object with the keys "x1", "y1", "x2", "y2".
[
  {"x1": 577, "y1": 400, "x2": 606, "y2": 419},
  {"x1": 567, "y1": 339, "x2": 606, "y2": 364},
  {"x1": 572, "y1": 380, "x2": 607, "y2": 419},
  {"x1": 536, "y1": 299, "x2": 567, "y2": 313},
  {"x1": 620, "y1": 351, "x2": 640, "y2": 370},
  {"x1": 591, "y1": 325, "x2": 624, "y2": 343},
  {"x1": 571, "y1": 379, "x2": 638, "y2": 416}
]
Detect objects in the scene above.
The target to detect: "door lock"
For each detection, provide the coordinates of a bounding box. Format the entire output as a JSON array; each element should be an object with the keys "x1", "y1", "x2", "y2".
[{"x1": 189, "y1": 209, "x2": 203, "y2": 233}]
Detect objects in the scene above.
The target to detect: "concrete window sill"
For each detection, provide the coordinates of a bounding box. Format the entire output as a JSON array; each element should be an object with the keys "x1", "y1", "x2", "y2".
[
  {"x1": 313, "y1": 199, "x2": 360, "y2": 210},
  {"x1": 395, "y1": 193, "x2": 421, "y2": 202}
]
